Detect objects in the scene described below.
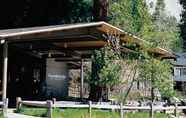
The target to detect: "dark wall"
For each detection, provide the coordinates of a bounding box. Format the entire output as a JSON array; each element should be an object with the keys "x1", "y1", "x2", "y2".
[{"x1": 7, "y1": 46, "x2": 46, "y2": 103}]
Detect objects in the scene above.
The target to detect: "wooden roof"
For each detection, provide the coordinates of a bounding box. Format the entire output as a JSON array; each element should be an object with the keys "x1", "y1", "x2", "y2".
[{"x1": 0, "y1": 21, "x2": 175, "y2": 59}]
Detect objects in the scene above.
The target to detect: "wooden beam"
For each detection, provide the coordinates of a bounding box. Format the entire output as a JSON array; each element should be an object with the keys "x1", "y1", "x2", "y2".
[
  {"x1": 54, "y1": 40, "x2": 107, "y2": 48},
  {"x1": 55, "y1": 58, "x2": 90, "y2": 62}
]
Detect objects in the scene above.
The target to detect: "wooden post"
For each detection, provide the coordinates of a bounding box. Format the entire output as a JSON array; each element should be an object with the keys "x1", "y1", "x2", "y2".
[
  {"x1": 3, "y1": 98, "x2": 8, "y2": 118},
  {"x1": 52, "y1": 98, "x2": 56, "y2": 104},
  {"x1": 120, "y1": 103, "x2": 123, "y2": 118},
  {"x1": 16, "y1": 97, "x2": 22, "y2": 111},
  {"x1": 174, "y1": 103, "x2": 178, "y2": 117},
  {"x1": 89, "y1": 101, "x2": 92, "y2": 118},
  {"x1": 2, "y1": 41, "x2": 8, "y2": 101},
  {"x1": 150, "y1": 102, "x2": 154, "y2": 118},
  {"x1": 47, "y1": 100, "x2": 53, "y2": 118},
  {"x1": 80, "y1": 59, "x2": 84, "y2": 99}
]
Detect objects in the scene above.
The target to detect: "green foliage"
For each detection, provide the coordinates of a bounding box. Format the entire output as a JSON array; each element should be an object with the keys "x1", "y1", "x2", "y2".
[
  {"x1": 138, "y1": 53, "x2": 175, "y2": 99},
  {"x1": 99, "y1": 62, "x2": 121, "y2": 87},
  {"x1": 109, "y1": 0, "x2": 151, "y2": 36},
  {"x1": 90, "y1": 46, "x2": 121, "y2": 87},
  {"x1": 90, "y1": 0, "x2": 180, "y2": 101},
  {"x1": 143, "y1": 0, "x2": 182, "y2": 52},
  {"x1": 62, "y1": 0, "x2": 93, "y2": 23}
]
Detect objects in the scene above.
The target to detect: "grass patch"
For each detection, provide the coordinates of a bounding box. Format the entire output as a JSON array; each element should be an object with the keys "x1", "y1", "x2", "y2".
[
  {"x1": 17, "y1": 106, "x2": 47, "y2": 117},
  {"x1": 18, "y1": 106, "x2": 168, "y2": 118},
  {"x1": 0, "y1": 112, "x2": 4, "y2": 118}
]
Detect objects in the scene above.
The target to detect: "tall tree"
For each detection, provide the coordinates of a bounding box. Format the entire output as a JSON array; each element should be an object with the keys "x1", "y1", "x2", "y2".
[
  {"x1": 143, "y1": 0, "x2": 182, "y2": 52},
  {"x1": 138, "y1": 52, "x2": 175, "y2": 102},
  {"x1": 89, "y1": 0, "x2": 109, "y2": 101},
  {"x1": 180, "y1": 0, "x2": 186, "y2": 50},
  {"x1": 0, "y1": 0, "x2": 93, "y2": 29},
  {"x1": 153, "y1": 0, "x2": 165, "y2": 20},
  {"x1": 93, "y1": 0, "x2": 109, "y2": 21},
  {"x1": 109, "y1": 0, "x2": 152, "y2": 36}
]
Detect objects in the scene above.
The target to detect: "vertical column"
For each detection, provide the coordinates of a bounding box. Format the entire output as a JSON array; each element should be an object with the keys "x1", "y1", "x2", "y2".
[
  {"x1": 2, "y1": 41, "x2": 8, "y2": 101},
  {"x1": 80, "y1": 59, "x2": 84, "y2": 99}
]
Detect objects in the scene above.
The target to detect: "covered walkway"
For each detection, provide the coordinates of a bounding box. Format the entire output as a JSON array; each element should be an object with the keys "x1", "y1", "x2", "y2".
[{"x1": 0, "y1": 21, "x2": 176, "y2": 103}]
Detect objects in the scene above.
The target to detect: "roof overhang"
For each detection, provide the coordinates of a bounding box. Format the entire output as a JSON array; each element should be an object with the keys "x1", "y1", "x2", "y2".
[{"x1": 0, "y1": 21, "x2": 176, "y2": 59}]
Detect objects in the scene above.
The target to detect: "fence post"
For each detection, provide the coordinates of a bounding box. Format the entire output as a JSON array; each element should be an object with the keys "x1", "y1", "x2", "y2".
[
  {"x1": 149, "y1": 102, "x2": 154, "y2": 118},
  {"x1": 47, "y1": 100, "x2": 53, "y2": 118},
  {"x1": 3, "y1": 98, "x2": 8, "y2": 118},
  {"x1": 52, "y1": 98, "x2": 56, "y2": 104},
  {"x1": 174, "y1": 103, "x2": 178, "y2": 117},
  {"x1": 120, "y1": 102, "x2": 123, "y2": 118},
  {"x1": 16, "y1": 97, "x2": 22, "y2": 111},
  {"x1": 89, "y1": 101, "x2": 92, "y2": 118}
]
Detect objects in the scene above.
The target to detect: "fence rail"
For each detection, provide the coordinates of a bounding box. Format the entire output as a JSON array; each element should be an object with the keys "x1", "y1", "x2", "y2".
[{"x1": 16, "y1": 97, "x2": 186, "y2": 118}]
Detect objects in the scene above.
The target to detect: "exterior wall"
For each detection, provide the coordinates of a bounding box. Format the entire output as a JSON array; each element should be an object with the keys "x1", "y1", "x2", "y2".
[
  {"x1": 45, "y1": 58, "x2": 69, "y2": 99},
  {"x1": 68, "y1": 69, "x2": 89, "y2": 98},
  {"x1": 174, "y1": 67, "x2": 186, "y2": 81},
  {"x1": 172, "y1": 53, "x2": 186, "y2": 82},
  {"x1": 110, "y1": 61, "x2": 152, "y2": 100}
]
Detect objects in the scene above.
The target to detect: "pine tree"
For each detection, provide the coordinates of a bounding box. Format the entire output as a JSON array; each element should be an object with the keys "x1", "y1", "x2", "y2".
[
  {"x1": 179, "y1": 0, "x2": 186, "y2": 50},
  {"x1": 143, "y1": 0, "x2": 181, "y2": 51},
  {"x1": 153, "y1": 0, "x2": 165, "y2": 21}
]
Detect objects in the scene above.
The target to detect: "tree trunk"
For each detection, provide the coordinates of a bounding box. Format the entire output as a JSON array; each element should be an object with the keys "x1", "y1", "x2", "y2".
[
  {"x1": 89, "y1": 0, "x2": 109, "y2": 102},
  {"x1": 93, "y1": 0, "x2": 109, "y2": 21}
]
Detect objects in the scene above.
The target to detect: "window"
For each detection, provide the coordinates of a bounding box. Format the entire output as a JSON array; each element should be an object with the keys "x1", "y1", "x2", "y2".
[
  {"x1": 181, "y1": 68, "x2": 186, "y2": 76},
  {"x1": 174, "y1": 67, "x2": 186, "y2": 77},
  {"x1": 174, "y1": 68, "x2": 180, "y2": 76}
]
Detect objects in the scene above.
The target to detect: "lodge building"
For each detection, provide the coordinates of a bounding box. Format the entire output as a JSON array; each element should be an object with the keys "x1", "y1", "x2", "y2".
[{"x1": 0, "y1": 22, "x2": 175, "y2": 105}]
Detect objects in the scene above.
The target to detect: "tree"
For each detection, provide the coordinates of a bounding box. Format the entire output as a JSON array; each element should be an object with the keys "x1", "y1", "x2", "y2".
[
  {"x1": 143, "y1": 0, "x2": 182, "y2": 52},
  {"x1": 180, "y1": 0, "x2": 186, "y2": 50},
  {"x1": 0, "y1": 0, "x2": 93, "y2": 29},
  {"x1": 93, "y1": 0, "x2": 108, "y2": 21},
  {"x1": 88, "y1": 0, "x2": 110, "y2": 101},
  {"x1": 109, "y1": 0, "x2": 152, "y2": 36},
  {"x1": 89, "y1": 46, "x2": 121, "y2": 101},
  {"x1": 138, "y1": 52, "x2": 175, "y2": 102}
]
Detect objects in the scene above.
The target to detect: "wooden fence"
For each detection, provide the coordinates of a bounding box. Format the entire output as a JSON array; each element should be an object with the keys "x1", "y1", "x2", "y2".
[
  {"x1": 0, "y1": 98, "x2": 9, "y2": 117},
  {"x1": 16, "y1": 97, "x2": 186, "y2": 118}
]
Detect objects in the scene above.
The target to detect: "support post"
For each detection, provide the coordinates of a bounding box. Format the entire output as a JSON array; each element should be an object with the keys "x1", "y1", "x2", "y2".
[
  {"x1": 80, "y1": 59, "x2": 84, "y2": 99},
  {"x1": 174, "y1": 103, "x2": 178, "y2": 117},
  {"x1": 47, "y1": 100, "x2": 53, "y2": 118},
  {"x1": 89, "y1": 101, "x2": 92, "y2": 118},
  {"x1": 3, "y1": 98, "x2": 8, "y2": 118},
  {"x1": 52, "y1": 98, "x2": 56, "y2": 104},
  {"x1": 150, "y1": 102, "x2": 154, "y2": 118},
  {"x1": 120, "y1": 102, "x2": 123, "y2": 118},
  {"x1": 16, "y1": 97, "x2": 22, "y2": 111},
  {"x1": 2, "y1": 41, "x2": 8, "y2": 101}
]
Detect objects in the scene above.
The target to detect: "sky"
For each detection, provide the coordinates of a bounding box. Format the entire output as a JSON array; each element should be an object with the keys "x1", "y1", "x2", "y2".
[
  {"x1": 147, "y1": 0, "x2": 182, "y2": 20},
  {"x1": 165, "y1": 0, "x2": 182, "y2": 20}
]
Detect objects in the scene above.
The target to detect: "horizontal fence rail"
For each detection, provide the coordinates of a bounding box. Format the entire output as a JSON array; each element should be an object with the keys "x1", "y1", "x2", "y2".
[{"x1": 16, "y1": 97, "x2": 186, "y2": 118}]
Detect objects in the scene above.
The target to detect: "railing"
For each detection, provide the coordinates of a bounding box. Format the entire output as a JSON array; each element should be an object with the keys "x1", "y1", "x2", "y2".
[
  {"x1": 16, "y1": 97, "x2": 186, "y2": 118},
  {"x1": 0, "y1": 98, "x2": 9, "y2": 117}
]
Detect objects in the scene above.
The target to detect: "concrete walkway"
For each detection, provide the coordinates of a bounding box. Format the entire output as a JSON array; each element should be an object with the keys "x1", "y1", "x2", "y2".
[{"x1": 7, "y1": 113, "x2": 43, "y2": 118}]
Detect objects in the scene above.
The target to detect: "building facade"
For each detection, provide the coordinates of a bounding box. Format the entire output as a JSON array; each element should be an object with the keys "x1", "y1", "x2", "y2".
[{"x1": 172, "y1": 53, "x2": 186, "y2": 93}]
